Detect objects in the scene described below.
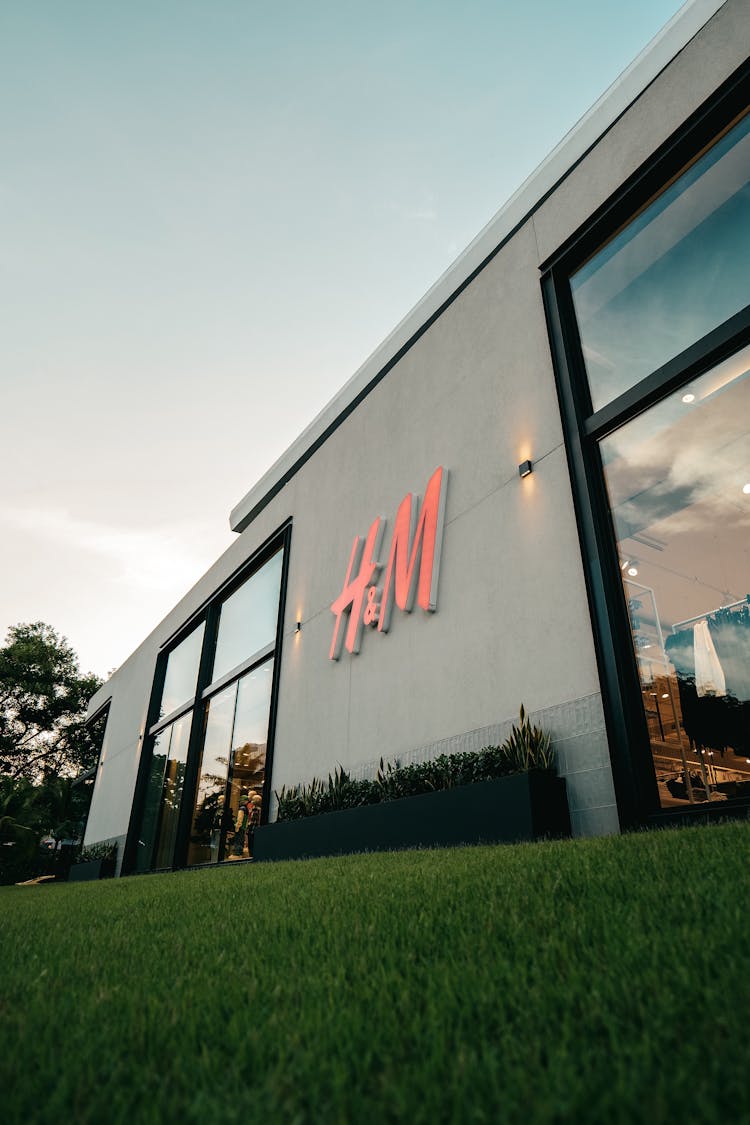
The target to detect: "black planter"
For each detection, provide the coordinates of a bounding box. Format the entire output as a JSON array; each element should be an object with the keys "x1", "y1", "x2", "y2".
[
  {"x1": 68, "y1": 857, "x2": 116, "y2": 882},
  {"x1": 254, "y1": 772, "x2": 570, "y2": 863}
]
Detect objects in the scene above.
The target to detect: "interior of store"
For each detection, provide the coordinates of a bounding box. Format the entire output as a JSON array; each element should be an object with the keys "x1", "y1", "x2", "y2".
[{"x1": 602, "y1": 347, "x2": 750, "y2": 806}]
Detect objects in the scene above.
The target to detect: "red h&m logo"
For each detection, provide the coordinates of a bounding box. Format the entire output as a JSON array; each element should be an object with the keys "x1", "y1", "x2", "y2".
[{"x1": 329, "y1": 466, "x2": 448, "y2": 660}]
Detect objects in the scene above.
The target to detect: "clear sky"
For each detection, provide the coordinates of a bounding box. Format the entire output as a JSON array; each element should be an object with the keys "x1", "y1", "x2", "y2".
[{"x1": 1, "y1": 0, "x2": 686, "y2": 678}]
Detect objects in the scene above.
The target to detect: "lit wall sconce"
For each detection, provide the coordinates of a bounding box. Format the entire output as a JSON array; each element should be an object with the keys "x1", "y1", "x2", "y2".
[
  {"x1": 295, "y1": 620, "x2": 302, "y2": 633},
  {"x1": 518, "y1": 459, "x2": 533, "y2": 478}
]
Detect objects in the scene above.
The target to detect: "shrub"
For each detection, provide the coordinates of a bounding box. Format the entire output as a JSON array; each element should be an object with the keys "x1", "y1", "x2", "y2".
[{"x1": 275, "y1": 705, "x2": 554, "y2": 821}]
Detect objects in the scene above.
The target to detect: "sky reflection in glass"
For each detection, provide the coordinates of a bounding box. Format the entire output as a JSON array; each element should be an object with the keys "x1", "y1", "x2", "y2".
[{"x1": 572, "y1": 113, "x2": 750, "y2": 411}]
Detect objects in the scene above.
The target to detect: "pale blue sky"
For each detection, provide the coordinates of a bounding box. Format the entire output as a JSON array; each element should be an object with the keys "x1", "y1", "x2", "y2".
[{"x1": 1, "y1": 0, "x2": 684, "y2": 676}]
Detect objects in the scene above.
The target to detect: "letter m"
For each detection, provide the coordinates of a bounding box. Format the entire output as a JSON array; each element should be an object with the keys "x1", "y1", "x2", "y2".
[{"x1": 378, "y1": 466, "x2": 448, "y2": 633}]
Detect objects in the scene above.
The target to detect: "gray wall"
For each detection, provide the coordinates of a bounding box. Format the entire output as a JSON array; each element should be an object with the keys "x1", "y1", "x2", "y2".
[{"x1": 270, "y1": 216, "x2": 612, "y2": 830}]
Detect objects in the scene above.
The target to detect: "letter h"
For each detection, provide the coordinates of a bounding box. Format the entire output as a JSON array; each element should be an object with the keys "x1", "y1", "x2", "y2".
[{"x1": 329, "y1": 517, "x2": 384, "y2": 660}]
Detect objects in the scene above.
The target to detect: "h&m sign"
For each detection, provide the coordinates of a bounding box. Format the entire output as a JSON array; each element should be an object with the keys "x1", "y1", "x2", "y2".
[{"x1": 329, "y1": 466, "x2": 448, "y2": 660}]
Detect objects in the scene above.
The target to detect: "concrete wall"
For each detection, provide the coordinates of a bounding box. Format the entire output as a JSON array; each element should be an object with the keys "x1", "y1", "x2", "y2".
[
  {"x1": 270, "y1": 215, "x2": 613, "y2": 830},
  {"x1": 84, "y1": 0, "x2": 747, "y2": 850}
]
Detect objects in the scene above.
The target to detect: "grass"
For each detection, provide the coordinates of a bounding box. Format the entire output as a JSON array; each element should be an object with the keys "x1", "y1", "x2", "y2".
[{"x1": 1, "y1": 821, "x2": 749, "y2": 1125}]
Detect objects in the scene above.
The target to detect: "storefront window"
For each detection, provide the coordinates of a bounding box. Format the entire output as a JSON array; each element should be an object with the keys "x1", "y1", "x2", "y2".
[
  {"x1": 159, "y1": 622, "x2": 205, "y2": 719},
  {"x1": 551, "y1": 89, "x2": 750, "y2": 820},
  {"x1": 185, "y1": 662, "x2": 274, "y2": 865},
  {"x1": 224, "y1": 662, "x2": 274, "y2": 861},
  {"x1": 136, "y1": 547, "x2": 285, "y2": 873},
  {"x1": 600, "y1": 348, "x2": 750, "y2": 807},
  {"x1": 211, "y1": 549, "x2": 283, "y2": 682},
  {"x1": 185, "y1": 684, "x2": 237, "y2": 866},
  {"x1": 571, "y1": 112, "x2": 750, "y2": 411},
  {"x1": 135, "y1": 713, "x2": 191, "y2": 872},
  {"x1": 79, "y1": 704, "x2": 111, "y2": 843}
]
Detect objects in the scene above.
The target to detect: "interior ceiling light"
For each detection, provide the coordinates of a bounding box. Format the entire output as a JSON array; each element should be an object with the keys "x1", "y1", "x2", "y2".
[
  {"x1": 743, "y1": 483, "x2": 750, "y2": 495},
  {"x1": 627, "y1": 566, "x2": 639, "y2": 577},
  {"x1": 682, "y1": 393, "x2": 695, "y2": 403},
  {"x1": 620, "y1": 559, "x2": 629, "y2": 570}
]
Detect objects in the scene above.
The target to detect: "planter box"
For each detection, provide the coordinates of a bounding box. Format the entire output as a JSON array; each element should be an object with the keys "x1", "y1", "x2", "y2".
[
  {"x1": 68, "y1": 857, "x2": 116, "y2": 882},
  {"x1": 254, "y1": 772, "x2": 570, "y2": 863}
]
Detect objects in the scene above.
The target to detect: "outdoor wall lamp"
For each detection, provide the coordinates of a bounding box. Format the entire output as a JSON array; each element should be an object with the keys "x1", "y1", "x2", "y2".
[
  {"x1": 518, "y1": 460, "x2": 533, "y2": 478},
  {"x1": 295, "y1": 620, "x2": 302, "y2": 633}
]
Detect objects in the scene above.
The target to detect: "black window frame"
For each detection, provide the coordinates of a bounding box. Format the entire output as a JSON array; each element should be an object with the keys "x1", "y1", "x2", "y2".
[
  {"x1": 122, "y1": 520, "x2": 292, "y2": 874},
  {"x1": 541, "y1": 59, "x2": 750, "y2": 830}
]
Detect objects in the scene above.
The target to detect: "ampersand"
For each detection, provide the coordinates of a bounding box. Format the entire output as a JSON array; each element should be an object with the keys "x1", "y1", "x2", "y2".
[{"x1": 363, "y1": 585, "x2": 380, "y2": 626}]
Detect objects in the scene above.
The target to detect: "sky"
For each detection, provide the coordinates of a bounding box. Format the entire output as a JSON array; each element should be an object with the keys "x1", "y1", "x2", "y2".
[{"x1": 0, "y1": 0, "x2": 687, "y2": 678}]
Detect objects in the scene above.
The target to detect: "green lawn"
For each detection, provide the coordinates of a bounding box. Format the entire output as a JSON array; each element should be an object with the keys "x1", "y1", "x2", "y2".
[{"x1": 1, "y1": 822, "x2": 749, "y2": 1124}]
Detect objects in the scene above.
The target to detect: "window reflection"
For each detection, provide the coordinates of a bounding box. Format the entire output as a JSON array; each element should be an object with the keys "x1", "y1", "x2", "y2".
[
  {"x1": 136, "y1": 713, "x2": 192, "y2": 871},
  {"x1": 211, "y1": 550, "x2": 283, "y2": 683},
  {"x1": 224, "y1": 662, "x2": 273, "y2": 861},
  {"x1": 572, "y1": 112, "x2": 750, "y2": 410},
  {"x1": 600, "y1": 346, "x2": 750, "y2": 807},
  {"x1": 159, "y1": 623, "x2": 205, "y2": 719},
  {"x1": 185, "y1": 662, "x2": 274, "y2": 865},
  {"x1": 135, "y1": 726, "x2": 170, "y2": 873},
  {"x1": 135, "y1": 542, "x2": 284, "y2": 872},
  {"x1": 186, "y1": 684, "x2": 238, "y2": 866},
  {"x1": 152, "y1": 715, "x2": 191, "y2": 869}
]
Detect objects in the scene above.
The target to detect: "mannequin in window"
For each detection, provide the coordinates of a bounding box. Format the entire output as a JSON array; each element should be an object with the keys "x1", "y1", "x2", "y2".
[
  {"x1": 665, "y1": 602, "x2": 750, "y2": 761},
  {"x1": 709, "y1": 602, "x2": 750, "y2": 756},
  {"x1": 231, "y1": 791, "x2": 262, "y2": 858}
]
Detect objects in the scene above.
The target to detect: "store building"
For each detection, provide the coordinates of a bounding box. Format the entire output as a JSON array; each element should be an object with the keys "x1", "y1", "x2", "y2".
[{"x1": 83, "y1": 0, "x2": 750, "y2": 875}]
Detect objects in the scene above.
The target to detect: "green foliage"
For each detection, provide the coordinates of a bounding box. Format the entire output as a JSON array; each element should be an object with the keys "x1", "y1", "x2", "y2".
[
  {"x1": 0, "y1": 623, "x2": 104, "y2": 882},
  {"x1": 0, "y1": 622, "x2": 103, "y2": 781},
  {"x1": 0, "y1": 823, "x2": 748, "y2": 1124},
  {"x1": 0, "y1": 773, "x2": 95, "y2": 884},
  {"x1": 0, "y1": 776, "x2": 43, "y2": 884},
  {"x1": 276, "y1": 704, "x2": 555, "y2": 821},
  {"x1": 77, "y1": 840, "x2": 117, "y2": 864},
  {"x1": 0, "y1": 776, "x2": 38, "y2": 852},
  {"x1": 275, "y1": 765, "x2": 377, "y2": 821},
  {"x1": 503, "y1": 702, "x2": 554, "y2": 771},
  {"x1": 33, "y1": 775, "x2": 88, "y2": 842}
]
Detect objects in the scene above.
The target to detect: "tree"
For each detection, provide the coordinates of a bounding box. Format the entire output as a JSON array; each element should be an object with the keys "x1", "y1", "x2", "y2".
[
  {"x1": 0, "y1": 776, "x2": 40, "y2": 883},
  {"x1": 0, "y1": 775, "x2": 37, "y2": 848},
  {"x1": 0, "y1": 622, "x2": 103, "y2": 781}
]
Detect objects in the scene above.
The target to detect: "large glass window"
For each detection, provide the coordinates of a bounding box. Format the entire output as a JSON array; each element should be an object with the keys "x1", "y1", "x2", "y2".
[
  {"x1": 159, "y1": 623, "x2": 205, "y2": 720},
  {"x1": 135, "y1": 713, "x2": 191, "y2": 872},
  {"x1": 224, "y1": 662, "x2": 274, "y2": 860},
  {"x1": 556, "y1": 97, "x2": 750, "y2": 817},
  {"x1": 131, "y1": 541, "x2": 286, "y2": 874},
  {"x1": 186, "y1": 661, "x2": 274, "y2": 865},
  {"x1": 186, "y1": 683, "x2": 237, "y2": 866},
  {"x1": 571, "y1": 112, "x2": 750, "y2": 411},
  {"x1": 212, "y1": 548, "x2": 283, "y2": 682},
  {"x1": 600, "y1": 348, "x2": 750, "y2": 807}
]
